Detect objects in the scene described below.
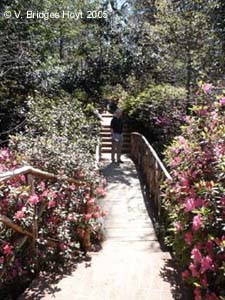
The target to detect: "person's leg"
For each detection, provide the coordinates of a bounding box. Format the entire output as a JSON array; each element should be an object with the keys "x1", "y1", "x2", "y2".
[
  {"x1": 111, "y1": 139, "x2": 116, "y2": 162},
  {"x1": 117, "y1": 138, "x2": 122, "y2": 162}
]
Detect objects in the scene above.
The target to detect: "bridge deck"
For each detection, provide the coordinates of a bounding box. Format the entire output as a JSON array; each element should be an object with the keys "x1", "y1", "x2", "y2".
[{"x1": 21, "y1": 157, "x2": 176, "y2": 300}]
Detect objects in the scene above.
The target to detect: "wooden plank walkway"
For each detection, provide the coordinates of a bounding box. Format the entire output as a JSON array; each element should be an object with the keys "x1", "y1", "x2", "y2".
[{"x1": 20, "y1": 157, "x2": 176, "y2": 300}]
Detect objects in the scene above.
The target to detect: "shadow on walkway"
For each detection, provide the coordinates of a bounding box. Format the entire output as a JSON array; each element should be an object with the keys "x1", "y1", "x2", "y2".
[
  {"x1": 160, "y1": 259, "x2": 193, "y2": 300},
  {"x1": 135, "y1": 165, "x2": 193, "y2": 300},
  {"x1": 102, "y1": 161, "x2": 137, "y2": 186}
]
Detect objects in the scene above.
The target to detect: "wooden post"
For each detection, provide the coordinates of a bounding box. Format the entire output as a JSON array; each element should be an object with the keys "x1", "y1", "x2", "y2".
[{"x1": 27, "y1": 173, "x2": 39, "y2": 273}]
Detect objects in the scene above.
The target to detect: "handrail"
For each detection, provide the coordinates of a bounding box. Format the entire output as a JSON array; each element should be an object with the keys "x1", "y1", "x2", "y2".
[
  {"x1": 0, "y1": 165, "x2": 86, "y2": 185},
  {"x1": 132, "y1": 132, "x2": 171, "y2": 180},
  {"x1": 131, "y1": 132, "x2": 172, "y2": 217}
]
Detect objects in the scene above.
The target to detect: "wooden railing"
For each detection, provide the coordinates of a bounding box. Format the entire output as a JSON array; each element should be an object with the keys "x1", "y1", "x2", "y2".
[
  {"x1": 131, "y1": 132, "x2": 172, "y2": 218},
  {"x1": 0, "y1": 166, "x2": 87, "y2": 278}
]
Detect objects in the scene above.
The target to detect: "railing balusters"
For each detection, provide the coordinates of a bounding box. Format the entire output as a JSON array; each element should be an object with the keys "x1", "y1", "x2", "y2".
[{"x1": 131, "y1": 132, "x2": 171, "y2": 218}]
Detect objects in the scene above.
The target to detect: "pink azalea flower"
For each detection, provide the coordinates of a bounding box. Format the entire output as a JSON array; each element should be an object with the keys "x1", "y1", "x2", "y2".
[
  {"x1": 200, "y1": 276, "x2": 208, "y2": 288},
  {"x1": 184, "y1": 232, "x2": 193, "y2": 246},
  {"x1": 206, "y1": 181, "x2": 212, "y2": 189},
  {"x1": 3, "y1": 244, "x2": 13, "y2": 256},
  {"x1": 15, "y1": 210, "x2": 24, "y2": 220},
  {"x1": 174, "y1": 221, "x2": 183, "y2": 232},
  {"x1": 41, "y1": 189, "x2": 49, "y2": 197},
  {"x1": 29, "y1": 194, "x2": 39, "y2": 205},
  {"x1": 59, "y1": 243, "x2": 66, "y2": 251},
  {"x1": 0, "y1": 149, "x2": 9, "y2": 159},
  {"x1": 95, "y1": 187, "x2": 106, "y2": 197},
  {"x1": 84, "y1": 214, "x2": 92, "y2": 222},
  {"x1": 174, "y1": 156, "x2": 181, "y2": 164},
  {"x1": 195, "y1": 198, "x2": 204, "y2": 208},
  {"x1": 93, "y1": 212, "x2": 100, "y2": 219},
  {"x1": 220, "y1": 197, "x2": 225, "y2": 206},
  {"x1": 189, "y1": 263, "x2": 200, "y2": 278},
  {"x1": 48, "y1": 200, "x2": 56, "y2": 208},
  {"x1": 184, "y1": 198, "x2": 196, "y2": 212},
  {"x1": 50, "y1": 191, "x2": 57, "y2": 199},
  {"x1": 171, "y1": 156, "x2": 181, "y2": 167},
  {"x1": 202, "y1": 83, "x2": 212, "y2": 94},
  {"x1": 39, "y1": 181, "x2": 45, "y2": 190},
  {"x1": 191, "y1": 248, "x2": 202, "y2": 263},
  {"x1": 178, "y1": 136, "x2": 185, "y2": 145},
  {"x1": 211, "y1": 111, "x2": 218, "y2": 120},
  {"x1": 219, "y1": 97, "x2": 225, "y2": 105},
  {"x1": 192, "y1": 215, "x2": 202, "y2": 231},
  {"x1": 19, "y1": 175, "x2": 26, "y2": 183},
  {"x1": 87, "y1": 198, "x2": 95, "y2": 205},
  {"x1": 182, "y1": 270, "x2": 189, "y2": 280},
  {"x1": 180, "y1": 177, "x2": 189, "y2": 188},
  {"x1": 194, "y1": 287, "x2": 202, "y2": 300},
  {"x1": 67, "y1": 214, "x2": 75, "y2": 221},
  {"x1": 201, "y1": 256, "x2": 214, "y2": 273}
]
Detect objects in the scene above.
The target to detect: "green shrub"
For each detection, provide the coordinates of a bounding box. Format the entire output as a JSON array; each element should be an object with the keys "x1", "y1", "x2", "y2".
[
  {"x1": 10, "y1": 95, "x2": 100, "y2": 180},
  {"x1": 121, "y1": 84, "x2": 187, "y2": 153}
]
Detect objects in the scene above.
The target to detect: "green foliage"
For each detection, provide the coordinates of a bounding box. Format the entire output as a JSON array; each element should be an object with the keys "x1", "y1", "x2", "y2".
[{"x1": 10, "y1": 94, "x2": 100, "y2": 180}]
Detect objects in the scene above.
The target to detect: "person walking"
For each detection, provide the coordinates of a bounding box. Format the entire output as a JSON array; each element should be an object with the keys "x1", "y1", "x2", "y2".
[{"x1": 110, "y1": 109, "x2": 123, "y2": 163}]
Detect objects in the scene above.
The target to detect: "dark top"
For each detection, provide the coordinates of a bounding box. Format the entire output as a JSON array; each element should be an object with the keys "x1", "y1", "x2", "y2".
[{"x1": 110, "y1": 117, "x2": 123, "y2": 134}]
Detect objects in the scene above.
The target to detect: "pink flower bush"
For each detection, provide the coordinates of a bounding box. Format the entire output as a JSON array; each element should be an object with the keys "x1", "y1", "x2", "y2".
[
  {"x1": 184, "y1": 232, "x2": 193, "y2": 246},
  {"x1": 192, "y1": 215, "x2": 202, "y2": 231},
  {"x1": 163, "y1": 85, "x2": 225, "y2": 299},
  {"x1": 191, "y1": 248, "x2": 202, "y2": 263},
  {"x1": 28, "y1": 194, "x2": 39, "y2": 205},
  {"x1": 200, "y1": 256, "x2": 214, "y2": 273},
  {"x1": 95, "y1": 187, "x2": 107, "y2": 198},
  {"x1": 184, "y1": 197, "x2": 196, "y2": 212},
  {"x1": 0, "y1": 149, "x2": 106, "y2": 294},
  {"x1": 3, "y1": 244, "x2": 13, "y2": 256},
  {"x1": 219, "y1": 97, "x2": 225, "y2": 105},
  {"x1": 174, "y1": 221, "x2": 182, "y2": 232},
  {"x1": 48, "y1": 200, "x2": 56, "y2": 208},
  {"x1": 15, "y1": 210, "x2": 24, "y2": 219},
  {"x1": 202, "y1": 83, "x2": 213, "y2": 94}
]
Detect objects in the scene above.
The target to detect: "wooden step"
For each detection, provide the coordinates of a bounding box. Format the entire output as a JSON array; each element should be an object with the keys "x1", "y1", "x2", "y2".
[
  {"x1": 100, "y1": 129, "x2": 131, "y2": 137},
  {"x1": 101, "y1": 149, "x2": 130, "y2": 154},
  {"x1": 102, "y1": 142, "x2": 130, "y2": 148},
  {"x1": 102, "y1": 125, "x2": 130, "y2": 130},
  {"x1": 100, "y1": 136, "x2": 130, "y2": 140},
  {"x1": 101, "y1": 147, "x2": 130, "y2": 154},
  {"x1": 101, "y1": 139, "x2": 131, "y2": 143},
  {"x1": 101, "y1": 114, "x2": 113, "y2": 118}
]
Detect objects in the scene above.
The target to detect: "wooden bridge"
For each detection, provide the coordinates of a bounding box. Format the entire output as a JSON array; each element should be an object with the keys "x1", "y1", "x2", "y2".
[{"x1": 3, "y1": 114, "x2": 186, "y2": 300}]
